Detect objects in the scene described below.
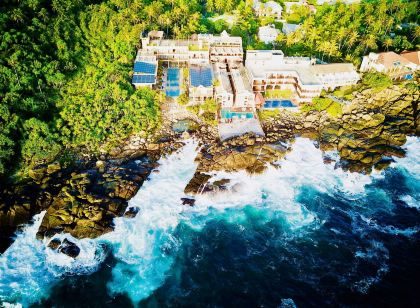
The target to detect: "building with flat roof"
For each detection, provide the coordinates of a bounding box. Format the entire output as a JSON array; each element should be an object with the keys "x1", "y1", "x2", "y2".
[
  {"x1": 360, "y1": 51, "x2": 416, "y2": 80},
  {"x1": 245, "y1": 50, "x2": 323, "y2": 104},
  {"x1": 213, "y1": 62, "x2": 255, "y2": 110},
  {"x1": 229, "y1": 63, "x2": 255, "y2": 109},
  {"x1": 245, "y1": 50, "x2": 360, "y2": 104},
  {"x1": 189, "y1": 65, "x2": 214, "y2": 104},
  {"x1": 213, "y1": 62, "x2": 234, "y2": 108},
  {"x1": 132, "y1": 55, "x2": 158, "y2": 88},
  {"x1": 138, "y1": 30, "x2": 242, "y2": 66},
  {"x1": 208, "y1": 31, "x2": 243, "y2": 63},
  {"x1": 311, "y1": 63, "x2": 360, "y2": 90}
]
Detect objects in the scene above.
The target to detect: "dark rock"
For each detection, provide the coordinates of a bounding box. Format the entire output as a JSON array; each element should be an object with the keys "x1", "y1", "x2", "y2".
[
  {"x1": 36, "y1": 159, "x2": 155, "y2": 240},
  {"x1": 212, "y1": 179, "x2": 230, "y2": 190},
  {"x1": 47, "y1": 162, "x2": 61, "y2": 174},
  {"x1": 59, "y1": 239, "x2": 80, "y2": 258},
  {"x1": 48, "y1": 238, "x2": 61, "y2": 250},
  {"x1": 181, "y1": 198, "x2": 195, "y2": 207},
  {"x1": 28, "y1": 164, "x2": 48, "y2": 183},
  {"x1": 42, "y1": 227, "x2": 65, "y2": 239},
  {"x1": 124, "y1": 207, "x2": 140, "y2": 218},
  {"x1": 323, "y1": 156, "x2": 335, "y2": 164},
  {"x1": 184, "y1": 172, "x2": 211, "y2": 195}
]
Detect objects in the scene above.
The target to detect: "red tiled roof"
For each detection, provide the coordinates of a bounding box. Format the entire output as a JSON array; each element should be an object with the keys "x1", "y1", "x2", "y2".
[{"x1": 400, "y1": 51, "x2": 420, "y2": 65}]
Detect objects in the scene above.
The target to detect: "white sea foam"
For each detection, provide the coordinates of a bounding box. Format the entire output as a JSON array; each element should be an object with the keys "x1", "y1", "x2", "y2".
[
  {"x1": 0, "y1": 212, "x2": 107, "y2": 306},
  {"x1": 102, "y1": 139, "x2": 200, "y2": 303},
  {"x1": 393, "y1": 136, "x2": 420, "y2": 180},
  {"x1": 360, "y1": 215, "x2": 420, "y2": 237},
  {"x1": 1, "y1": 137, "x2": 416, "y2": 305},
  {"x1": 393, "y1": 136, "x2": 420, "y2": 210},
  {"x1": 101, "y1": 138, "x2": 384, "y2": 304},
  {"x1": 400, "y1": 195, "x2": 419, "y2": 210}
]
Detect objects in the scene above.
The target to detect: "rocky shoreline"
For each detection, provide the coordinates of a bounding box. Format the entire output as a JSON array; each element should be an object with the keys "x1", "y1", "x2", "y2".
[{"x1": 0, "y1": 84, "x2": 418, "y2": 256}]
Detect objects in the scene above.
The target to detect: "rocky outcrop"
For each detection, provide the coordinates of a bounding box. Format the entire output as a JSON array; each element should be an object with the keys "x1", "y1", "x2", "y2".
[
  {"x1": 0, "y1": 171, "x2": 59, "y2": 252},
  {"x1": 36, "y1": 160, "x2": 156, "y2": 240},
  {"x1": 261, "y1": 84, "x2": 419, "y2": 173},
  {"x1": 1, "y1": 82, "x2": 418, "y2": 254},
  {"x1": 184, "y1": 133, "x2": 289, "y2": 195},
  {"x1": 318, "y1": 86, "x2": 418, "y2": 172},
  {"x1": 262, "y1": 111, "x2": 304, "y2": 142},
  {"x1": 47, "y1": 238, "x2": 81, "y2": 258}
]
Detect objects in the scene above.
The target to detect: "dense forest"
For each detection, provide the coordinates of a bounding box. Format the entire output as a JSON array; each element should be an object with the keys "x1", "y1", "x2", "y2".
[
  {"x1": 0, "y1": 0, "x2": 419, "y2": 180},
  {"x1": 280, "y1": 0, "x2": 419, "y2": 63}
]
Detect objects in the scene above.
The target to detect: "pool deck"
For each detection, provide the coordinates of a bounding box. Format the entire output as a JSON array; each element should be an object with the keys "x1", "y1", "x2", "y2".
[{"x1": 218, "y1": 118, "x2": 265, "y2": 141}]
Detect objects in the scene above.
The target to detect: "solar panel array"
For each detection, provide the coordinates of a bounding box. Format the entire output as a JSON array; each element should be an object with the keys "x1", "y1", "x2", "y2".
[
  {"x1": 132, "y1": 74, "x2": 156, "y2": 84},
  {"x1": 134, "y1": 61, "x2": 156, "y2": 74},
  {"x1": 190, "y1": 67, "x2": 213, "y2": 87}
]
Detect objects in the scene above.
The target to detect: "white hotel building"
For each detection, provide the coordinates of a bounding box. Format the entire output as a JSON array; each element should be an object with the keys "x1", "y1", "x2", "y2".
[
  {"x1": 245, "y1": 50, "x2": 360, "y2": 104},
  {"x1": 245, "y1": 50, "x2": 323, "y2": 104},
  {"x1": 133, "y1": 31, "x2": 360, "y2": 109}
]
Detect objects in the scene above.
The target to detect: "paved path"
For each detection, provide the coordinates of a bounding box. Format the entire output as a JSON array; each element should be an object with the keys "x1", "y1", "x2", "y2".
[{"x1": 326, "y1": 95, "x2": 351, "y2": 105}]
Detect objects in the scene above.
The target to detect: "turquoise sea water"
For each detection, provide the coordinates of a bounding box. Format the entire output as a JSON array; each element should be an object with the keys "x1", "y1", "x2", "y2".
[{"x1": 0, "y1": 137, "x2": 419, "y2": 307}]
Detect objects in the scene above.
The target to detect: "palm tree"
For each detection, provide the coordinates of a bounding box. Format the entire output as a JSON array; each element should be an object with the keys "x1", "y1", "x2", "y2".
[
  {"x1": 158, "y1": 13, "x2": 172, "y2": 36},
  {"x1": 383, "y1": 37, "x2": 393, "y2": 51},
  {"x1": 10, "y1": 8, "x2": 24, "y2": 23},
  {"x1": 337, "y1": 27, "x2": 347, "y2": 50},
  {"x1": 411, "y1": 26, "x2": 420, "y2": 43},
  {"x1": 363, "y1": 34, "x2": 377, "y2": 54}
]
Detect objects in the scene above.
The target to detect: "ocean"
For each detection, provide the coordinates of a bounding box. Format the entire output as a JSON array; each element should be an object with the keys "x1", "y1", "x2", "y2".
[{"x1": 1, "y1": 137, "x2": 419, "y2": 307}]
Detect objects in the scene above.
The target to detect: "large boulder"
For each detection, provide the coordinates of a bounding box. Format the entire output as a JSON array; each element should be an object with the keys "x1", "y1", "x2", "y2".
[{"x1": 36, "y1": 160, "x2": 155, "y2": 240}]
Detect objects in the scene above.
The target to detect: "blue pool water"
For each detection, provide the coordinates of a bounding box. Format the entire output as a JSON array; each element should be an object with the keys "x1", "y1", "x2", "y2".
[
  {"x1": 166, "y1": 68, "x2": 181, "y2": 97},
  {"x1": 221, "y1": 109, "x2": 254, "y2": 119},
  {"x1": 264, "y1": 100, "x2": 296, "y2": 108}
]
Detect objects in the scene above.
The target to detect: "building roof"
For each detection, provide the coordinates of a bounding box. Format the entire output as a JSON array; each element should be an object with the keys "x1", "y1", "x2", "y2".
[
  {"x1": 148, "y1": 30, "x2": 164, "y2": 40},
  {"x1": 213, "y1": 63, "x2": 233, "y2": 95},
  {"x1": 375, "y1": 51, "x2": 412, "y2": 69},
  {"x1": 134, "y1": 61, "x2": 157, "y2": 74},
  {"x1": 258, "y1": 25, "x2": 280, "y2": 37},
  {"x1": 265, "y1": 1, "x2": 283, "y2": 11},
  {"x1": 400, "y1": 51, "x2": 420, "y2": 65},
  {"x1": 246, "y1": 50, "x2": 320, "y2": 86},
  {"x1": 230, "y1": 64, "x2": 253, "y2": 94},
  {"x1": 132, "y1": 74, "x2": 156, "y2": 84},
  {"x1": 311, "y1": 63, "x2": 357, "y2": 75},
  {"x1": 247, "y1": 63, "x2": 321, "y2": 86},
  {"x1": 190, "y1": 66, "x2": 213, "y2": 87},
  {"x1": 282, "y1": 23, "x2": 301, "y2": 35}
]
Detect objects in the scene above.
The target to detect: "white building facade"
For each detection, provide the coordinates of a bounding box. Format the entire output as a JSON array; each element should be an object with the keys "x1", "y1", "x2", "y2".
[
  {"x1": 311, "y1": 63, "x2": 360, "y2": 90},
  {"x1": 258, "y1": 25, "x2": 280, "y2": 44},
  {"x1": 253, "y1": 0, "x2": 283, "y2": 20}
]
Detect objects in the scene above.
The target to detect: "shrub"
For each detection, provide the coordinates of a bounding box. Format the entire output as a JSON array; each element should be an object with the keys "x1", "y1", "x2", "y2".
[
  {"x1": 362, "y1": 72, "x2": 393, "y2": 91},
  {"x1": 301, "y1": 98, "x2": 343, "y2": 117}
]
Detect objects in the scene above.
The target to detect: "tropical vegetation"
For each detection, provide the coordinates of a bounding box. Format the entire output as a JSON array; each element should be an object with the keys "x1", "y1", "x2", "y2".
[{"x1": 1, "y1": 0, "x2": 418, "y2": 179}]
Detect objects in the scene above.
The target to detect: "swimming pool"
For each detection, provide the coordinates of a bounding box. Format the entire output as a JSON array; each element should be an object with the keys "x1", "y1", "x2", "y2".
[
  {"x1": 221, "y1": 109, "x2": 254, "y2": 119},
  {"x1": 166, "y1": 68, "x2": 181, "y2": 98},
  {"x1": 263, "y1": 100, "x2": 296, "y2": 108}
]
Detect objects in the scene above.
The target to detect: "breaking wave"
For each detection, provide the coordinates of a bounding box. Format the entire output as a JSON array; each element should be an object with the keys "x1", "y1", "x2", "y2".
[{"x1": 1, "y1": 137, "x2": 419, "y2": 306}]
